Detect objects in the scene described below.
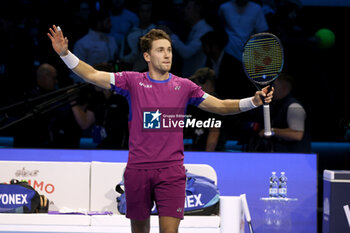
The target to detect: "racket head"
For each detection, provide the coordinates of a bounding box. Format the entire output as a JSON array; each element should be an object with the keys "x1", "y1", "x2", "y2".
[{"x1": 242, "y1": 33, "x2": 284, "y2": 86}]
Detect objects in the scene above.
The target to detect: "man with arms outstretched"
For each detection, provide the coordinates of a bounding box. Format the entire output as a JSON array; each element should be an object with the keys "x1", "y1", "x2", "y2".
[{"x1": 48, "y1": 25, "x2": 273, "y2": 233}]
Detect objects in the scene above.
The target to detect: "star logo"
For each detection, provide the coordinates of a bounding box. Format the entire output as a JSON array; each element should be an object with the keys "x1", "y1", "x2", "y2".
[
  {"x1": 143, "y1": 109, "x2": 162, "y2": 129},
  {"x1": 150, "y1": 109, "x2": 162, "y2": 122}
]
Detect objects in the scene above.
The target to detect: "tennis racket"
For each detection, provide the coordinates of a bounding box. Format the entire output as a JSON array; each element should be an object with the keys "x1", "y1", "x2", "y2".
[{"x1": 242, "y1": 32, "x2": 284, "y2": 137}]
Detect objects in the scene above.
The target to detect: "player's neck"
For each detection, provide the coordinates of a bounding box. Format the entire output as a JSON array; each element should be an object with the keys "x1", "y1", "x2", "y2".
[{"x1": 148, "y1": 70, "x2": 170, "y2": 81}]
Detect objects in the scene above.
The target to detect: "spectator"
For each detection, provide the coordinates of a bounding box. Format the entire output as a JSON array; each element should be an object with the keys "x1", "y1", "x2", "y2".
[
  {"x1": 32, "y1": 63, "x2": 58, "y2": 93},
  {"x1": 109, "y1": 0, "x2": 139, "y2": 48},
  {"x1": 218, "y1": 0, "x2": 269, "y2": 62},
  {"x1": 70, "y1": 10, "x2": 118, "y2": 83},
  {"x1": 13, "y1": 63, "x2": 81, "y2": 149},
  {"x1": 185, "y1": 67, "x2": 224, "y2": 151},
  {"x1": 201, "y1": 30, "x2": 257, "y2": 144},
  {"x1": 119, "y1": 0, "x2": 156, "y2": 72},
  {"x1": 171, "y1": 0, "x2": 213, "y2": 77},
  {"x1": 201, "y1": 30, "x2": 256, "y2": 100},
  {"x1": 247, "y1": 73, "x2": 311, "y2": 153},
  {"x1": 71, "y1": 63, "x2": 129, "y2": 149},
  {"x1": 70, "y1": 1, "x2": 91, "y2": 45}
]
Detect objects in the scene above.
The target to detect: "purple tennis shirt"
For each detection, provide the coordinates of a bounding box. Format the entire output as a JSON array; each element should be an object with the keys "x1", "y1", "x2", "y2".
[{"x1": 110, "y1": 71, "x2": 207, "y2": 169}]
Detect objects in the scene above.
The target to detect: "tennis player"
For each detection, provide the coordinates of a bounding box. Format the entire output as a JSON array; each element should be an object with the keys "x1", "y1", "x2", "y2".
[{"x1": 48, "y1": 25, "x2": 273, "y2": 233}]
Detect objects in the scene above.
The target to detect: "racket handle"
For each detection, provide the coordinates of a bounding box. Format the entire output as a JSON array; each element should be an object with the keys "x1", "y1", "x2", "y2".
[{"x1": 263, "y1": 104, "x2": 273, "y2": 137}]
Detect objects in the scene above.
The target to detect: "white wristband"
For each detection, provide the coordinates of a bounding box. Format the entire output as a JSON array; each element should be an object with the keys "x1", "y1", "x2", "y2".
[
  {"x1": 60, "y1": 51, "x2": 79, "y2": 69},
  {"x1": 239, "y1": 97, "x2": 257, "y2": 112}
]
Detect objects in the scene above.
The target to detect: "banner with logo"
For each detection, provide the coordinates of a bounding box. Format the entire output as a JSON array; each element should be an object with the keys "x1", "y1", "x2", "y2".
[{"x1": 0, "y1": 161, "x2": 90, "y2": 211}]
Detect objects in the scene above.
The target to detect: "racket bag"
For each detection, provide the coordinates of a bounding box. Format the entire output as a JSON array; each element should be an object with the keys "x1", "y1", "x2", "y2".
[
  {"x1": 116, "y1": 172, "x2": 220, "y2": 215},
  {"x1": 0, "y1": 179, "x2": 49, "y2": 213}
]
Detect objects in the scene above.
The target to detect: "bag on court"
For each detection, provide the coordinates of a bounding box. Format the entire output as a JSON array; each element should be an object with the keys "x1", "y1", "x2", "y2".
[
  {"x1": 0, "y1": 179, "x2": 49, "y2": 213},
  {"x1": 115, "y1": 172, "x2": 220, "y2": 215}
]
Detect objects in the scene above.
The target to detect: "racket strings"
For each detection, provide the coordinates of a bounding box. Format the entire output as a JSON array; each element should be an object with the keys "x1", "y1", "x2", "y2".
[{"x1": 243, "y1": 37, "x2": 283, "y2": 81}]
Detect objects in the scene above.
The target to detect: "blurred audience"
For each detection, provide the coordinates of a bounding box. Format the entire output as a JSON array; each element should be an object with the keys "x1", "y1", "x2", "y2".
[
  {"x1": 184, "y1": 67, "x2": 224, "y2": 151},
  {"x1": 32, "y1": 63, "x2": 58, "y2": 94},
  {"x1": 0, "y1": 15, "x2": 36, "y2": 106},
  {"x1": 109, "y1": 0, "x2": 139, "y2": 48},
  {"x1": 70, "y1": 63, "x2": 129, "y2": 149},
  {"x1": 201, "y1": 30, "x2": 256, "y2": 100},
  {"x1": 218, "y1": 0, "x2": 269, "y2": 63},
  {"x1": 119, "y1": 0, "x2": 155, "y2": 72},
  {"x1": 171, "y1": 0, "x2": 213, "y2": 78},
  {"x1": 71, "y1": 10, "x2": 118, "y2": 83},
  {"x1": 0, "y1": 0, "x2": 345, "y2": 147},
  {"x1": 12, "y1": 63, "x2": 81, "y2": 149},
  {"x1": 246, "y1": 73, "x2": 311, "y2": 153},
  {"x1": 201, "y1": 30, "x2": 257, "y2": 144},
  {"x1": 70, "y1": 1, "x2": 91, "y2": 45}
]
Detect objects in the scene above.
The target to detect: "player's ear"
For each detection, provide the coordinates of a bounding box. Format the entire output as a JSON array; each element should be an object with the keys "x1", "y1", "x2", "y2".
[{"x1": 143, "y1": 52, "x2": 150, "y2": 63}]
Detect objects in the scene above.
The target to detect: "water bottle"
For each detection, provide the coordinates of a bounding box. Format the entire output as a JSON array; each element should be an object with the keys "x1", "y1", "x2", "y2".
[
  {"x1": 279, "y1": 172, "x2": 288, "y2": 198},
  {"x1": 269, "y1": 171, "x2": 279, "y2": 198}
]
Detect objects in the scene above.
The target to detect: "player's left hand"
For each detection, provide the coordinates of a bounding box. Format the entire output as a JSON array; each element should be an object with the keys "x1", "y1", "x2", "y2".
[{"x1": 252, "y1": 86, "x2": 274, "y2": 106}]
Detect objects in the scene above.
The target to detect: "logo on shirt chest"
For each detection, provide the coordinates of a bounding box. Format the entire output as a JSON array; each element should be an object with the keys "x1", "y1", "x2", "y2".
[
  {"x1": 174, "y1": 85, "x2": 181, "y2": 91},
  {"x1": 139, "y1": 82, "x2": 152, "y2": 88}
]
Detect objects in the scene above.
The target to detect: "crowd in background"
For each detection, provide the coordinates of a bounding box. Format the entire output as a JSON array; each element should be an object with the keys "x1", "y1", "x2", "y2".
[{"x1": 0, "y1": 0, "x2": 348, "y2": 150}]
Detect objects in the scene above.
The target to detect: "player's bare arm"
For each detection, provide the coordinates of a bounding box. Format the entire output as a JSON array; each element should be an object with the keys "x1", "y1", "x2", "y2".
[
  {"x1": 47, "y1": 25, "x2": 111, "y2": 89},
  {"x1": 199, "y1": 86, "x2": 274, "y2": 115}
]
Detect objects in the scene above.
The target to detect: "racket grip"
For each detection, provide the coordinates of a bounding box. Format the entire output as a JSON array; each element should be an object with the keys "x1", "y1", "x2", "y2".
[{"x1": 263, "y1": 104, "x2": 273, "y2": 137}]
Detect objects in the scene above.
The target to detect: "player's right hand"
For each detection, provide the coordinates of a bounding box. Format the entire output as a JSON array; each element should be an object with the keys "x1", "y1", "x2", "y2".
[{"x1": 47, "y1": 25, "x2": 69, "y2": 56}]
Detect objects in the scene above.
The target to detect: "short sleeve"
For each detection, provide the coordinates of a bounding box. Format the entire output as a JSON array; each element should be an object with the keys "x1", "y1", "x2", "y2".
[
  {"x1": 110, "y1": 71, "x2": 130, "y2": 97},
  {"x1": 287, "y1": 103, "x2": 306, "y2": 131},
  {"x1": 186, "y1": 79, "x2": 207, "y2": 107}
]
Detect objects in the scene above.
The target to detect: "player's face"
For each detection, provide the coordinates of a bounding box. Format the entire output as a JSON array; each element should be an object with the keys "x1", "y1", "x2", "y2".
[{"x1": 145, "y1": 39, "x2": 172, "y2": 73}]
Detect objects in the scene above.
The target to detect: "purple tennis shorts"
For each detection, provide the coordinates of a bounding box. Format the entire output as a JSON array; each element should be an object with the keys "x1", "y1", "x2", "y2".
[{"x1": 123, "y1": 165, "x2": 186, "y2": 220}]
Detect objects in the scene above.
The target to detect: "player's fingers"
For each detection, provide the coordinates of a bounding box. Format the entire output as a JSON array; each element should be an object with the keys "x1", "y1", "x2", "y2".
[
  {"x1": 263, "y1": 85, "x2": 270, "y2": 92},
  {"x1": 52, "y1": 25, "x2": 59, "y2": 35},
  {"x1": 52, "y1": 25, "x2": 63, "y2": 38},
  {"x1": 264, "y1": 94, "x2": 273, "y2": 103},
  {"x1": 57, "y1": 26, "x2": 64, "y2": 37},
  {"x1": 47, "y1": 32, "x2": 54, "y2": 41},
  {"x1": 48, "y1": 28, "x2": 55, "y2": 37},
  {"x1": 259, "y1": 90, "x2": 266, "y2": 97}
]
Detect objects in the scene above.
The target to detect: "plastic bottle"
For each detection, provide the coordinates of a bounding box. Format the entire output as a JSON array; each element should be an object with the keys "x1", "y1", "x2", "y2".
[
  {"x1": 269, "y1": 171, "x2": 279, "y2": 198},
  {"x1": 279, "y1": 172, "x2": 287, "y2": 198}
]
